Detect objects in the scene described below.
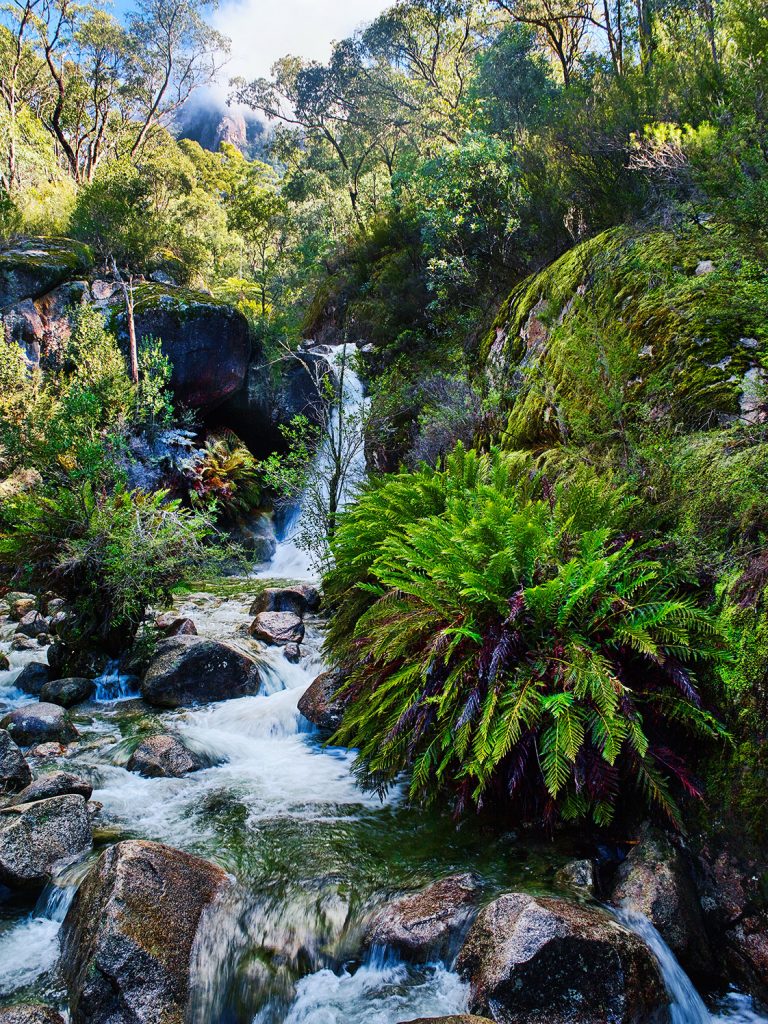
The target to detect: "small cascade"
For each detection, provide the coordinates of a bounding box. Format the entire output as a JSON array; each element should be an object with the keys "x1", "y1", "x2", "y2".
[
  {"x1": 0, "y1": 881, "x2": 75, "y2": 996},
  {"x1": 615, "y1": 908, "x2": 768, "y2": 1024},
  {"x1": 93, "y1": 659, "x2": 139, "y2": 702}
]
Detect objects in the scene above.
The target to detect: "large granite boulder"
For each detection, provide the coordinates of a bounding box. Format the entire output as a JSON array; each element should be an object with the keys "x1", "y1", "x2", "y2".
[
  {"x1": 249, "y1": 585, "x2": 321, "y2": 617},
  {"x1": 61, "y1": 839, "x2": 231, "y2": 1024},
  {"x1": 122, "y1": 285, "x2": 251, "y2": 411},
  {"x1": 0, "y1": 703, "x2": 78, "y2": 746},
  {"x1": 0, "y1": 1007, "x2": 66, "y2": 1023},
  {"x1": 216, "y1": 349, "x2": 333, "y2": 457},
  {"x1": 0, "y1": 237, "x2": 92, "y2": 310},
  {"x1": 141, "y1": 635, "x2": 261, "y2": 707},
  {"x1": 366, "y1": 874, "x2": 480, "y2": 962},
  {"x1": 15, "y1": 610, "x2": 49, "y2": 638},
  {"x1": 456, "y1": 892, "x2": 670, "y2": 1024},
  {"x1": 0, "y1": 794, "x2": 92, "y2": 888},
  {"x1": 39, "y1": 677, "x2": 95, "y2": 708},
  {"x1": 10, "y1": 771, "x2": 92, "y2": 806},
  {"x1": 0, "y1": 731, "x2": 32, "y2": 793},
  {"x1": 13, "y1": 662, "x2": 50, "y2": 696},
  {"x1": 610, "y1": 824, "x2": 713, "y2": 980},
  {"x1": 695, "y1": 842, "x2": 768, "y2": 1004},
  {"x1": 127, "y1": 734, "x2": 202, "y2": 778},
  {"x1": 297, "y1": 669, "x2": 348, "y2": 732},
  {"x1": 248, "y1": 611, "x2": 304, "y2": 646}
]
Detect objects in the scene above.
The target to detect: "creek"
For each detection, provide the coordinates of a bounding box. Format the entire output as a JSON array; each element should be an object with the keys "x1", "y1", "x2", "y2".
[{"x1": 0, "y1": 346, "x2": 766, "y2": 1023}]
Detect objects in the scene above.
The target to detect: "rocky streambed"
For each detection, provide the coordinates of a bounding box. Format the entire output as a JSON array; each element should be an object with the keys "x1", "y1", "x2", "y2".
[{"x1": 0, "y1": 561, "x2": 767, "y2": 1023}]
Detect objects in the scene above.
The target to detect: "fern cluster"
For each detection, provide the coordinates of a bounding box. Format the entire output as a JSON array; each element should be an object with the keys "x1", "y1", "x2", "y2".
[{"x1": 323, "y1": 445, "x2": 726, "y2": 827}]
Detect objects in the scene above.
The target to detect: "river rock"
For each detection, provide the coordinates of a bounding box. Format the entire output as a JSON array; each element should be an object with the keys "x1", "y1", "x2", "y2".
[
  {"x1": 15, "y1": 611, "x2": 48, "y2": 638},
  {"x1": 127, "y1": 286, "x2": 251, "y2": 411},
  {"x1": 10, "y1": 597, "x2": 36, "y2": 621},
  {"x1": 155, "y1": 613, "x2": 198, "y2": 637},
  {"x1": 0, "y1": 794, "x2": 91, "y2": 888},
  {"x1": 13, "y1": 662, "x2": 50, "y2": 696},
  {"x1": 0, "y1": 1007, "x2": 66, "y2": 1023},
  {"x1": 61, "y1": 839, "x2": 231, "y2": 1024},
  {"x1": 455, "y1": 892, "x2": 670, "y2": 1024},
  {"x1": 0, "y1": 653, "x2": 8, "y2": 670},
  {"x1": 399, "y1": 1018, "x2": 495, "y2": 1024},
  {"x1": 12, "y1": 635, "x2": 40, "y2": 651},
  {"x1": 249, "y1": 611, "x2": 304, "y2": 646},
  {"x1": 141, "y1": 635, "x2": 262, "y2": 707},
  {"x1": 0, "y1": 703, "x2": 78, "y2": 746},
  {"x1": 249, "y1": 585, "x2": 321, "y2": 617},
  {"x1": 611, "y1": 824, "x2": 713, "y2": 980},
  {"x1": 10, "y1": 771, "x2": 92, "y2": 805},
  {"x1": 39, "y1": 677, "x2": 95, "y2": 708},
  {"x1": 283, "y1": 643, "x2": 302, "y2": 664},
  {"x1": 127, "y1": 734, "x2": 202, "y2": 778},
  {"x1": 555, "y1": 858, "x2": 595, "y2": 894},
  {"x1": 297, "y1": 669, "x2": 348, "y2": 731},
  {"x1": 367, "y1": 874, "x2": 480, "y2": 962},
  {"x1": 0, "y1": 731, "x2": 32, "y2": 793}
]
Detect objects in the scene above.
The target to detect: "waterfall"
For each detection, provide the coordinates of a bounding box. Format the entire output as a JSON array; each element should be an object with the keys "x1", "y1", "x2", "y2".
[
  {"x1": 262, "y1": 342, "x2": 368, "y2": 582},
  {"x1": 615, "y1": 908, "x2": 768, "y2": 1024}
]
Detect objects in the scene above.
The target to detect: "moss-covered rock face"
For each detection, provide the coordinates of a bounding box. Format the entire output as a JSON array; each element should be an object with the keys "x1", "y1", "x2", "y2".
[
  {"x1": 486, "y1": 225, "x2": 768, "y2": 451},
  {"x1": 0, "y1": 237, "x2": 93, "y2": 310},
  {"x1": 117, "y1": 284, "x2": 252, "y2": 410}
]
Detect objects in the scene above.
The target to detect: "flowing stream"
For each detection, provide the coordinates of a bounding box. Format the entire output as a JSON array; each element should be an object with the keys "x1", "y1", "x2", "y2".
[{"x1": 0, "y1": 344, "x2": 767, "y2": 1022}]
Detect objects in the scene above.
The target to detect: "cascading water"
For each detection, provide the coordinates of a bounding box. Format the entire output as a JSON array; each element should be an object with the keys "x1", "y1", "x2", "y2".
[
  {"x1": 615, "y1": 908, "x2": 768, "y2": 1024},
  {"x1": 1, "y1": 342, "x2": 766, "y2": 1022}
]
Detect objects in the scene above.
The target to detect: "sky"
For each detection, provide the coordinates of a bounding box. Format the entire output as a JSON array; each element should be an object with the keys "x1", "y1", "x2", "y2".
[{"x1": 211, "y1": 0, "x2": 391, "y2": 86}]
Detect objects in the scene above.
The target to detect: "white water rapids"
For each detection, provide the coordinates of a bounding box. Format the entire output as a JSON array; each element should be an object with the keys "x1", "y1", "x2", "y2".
[{"x1": 0, "y1": 343, "x2": 766, "y2": 1022}]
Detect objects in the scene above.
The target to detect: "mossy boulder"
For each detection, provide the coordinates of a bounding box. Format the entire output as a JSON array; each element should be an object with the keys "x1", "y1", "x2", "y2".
[
  {"x1": 0, "y1": 794, "x2": 92, "y2": 889},
  {"x1": 117, "y1": 284, "x2": 251, "y2": 410},
  {"x1": 486, "y1": 224, "x2": 768, "y2": 451},
  {"x1": 61, "y1": 839, "x2": 231, "y2": 1024},
  {"x1": 0, "y1": 237, "x2": 92, "y2": 310}
]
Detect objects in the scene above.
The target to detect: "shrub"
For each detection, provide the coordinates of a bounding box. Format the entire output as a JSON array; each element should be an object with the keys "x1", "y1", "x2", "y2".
[
  {"x1": 0, "y1": 484, "x2": 221, "y2": 651},
  {"x1": 324, "y1": 445, "x2": 726, "y2": 828}
]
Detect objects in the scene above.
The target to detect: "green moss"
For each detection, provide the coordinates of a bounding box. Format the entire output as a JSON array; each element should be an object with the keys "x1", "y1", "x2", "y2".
[
  {"x1": 0, "y1": 235, "x2": 93, "y2": 308},
  {"x1": 489, "y1": 223, "x2": 768, "y2": 452}
]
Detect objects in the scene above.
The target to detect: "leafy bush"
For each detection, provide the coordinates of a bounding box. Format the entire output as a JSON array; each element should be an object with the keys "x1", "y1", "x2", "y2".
[
  {"x1": 324, "y1": 445, "x2": 726, "y2": 827},
  {"x1": 186, "y1": 431, "x2": 263, "y2": 520},
  {"x1": 0, "y1": 484, "x2": 221, "y2": 651}
]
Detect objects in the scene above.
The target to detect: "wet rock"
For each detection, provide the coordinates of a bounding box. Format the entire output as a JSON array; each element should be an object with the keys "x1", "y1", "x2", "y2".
[
  {"x1": 0, "y1": 731, "x2": 32, "y2": 793},
  {"x1": 15, "y1": 611, "x2": 48, "y2": 637},
  {"x1": 39, "y1": 676, "x2": 94, "y2": 708},
  {"x1": 61, "y1": 839, "x2": 231, "y2": 1024},
  {"x1": 229, "y1": 512, "x2": 276, "y2": 563},
  {"x1": 13, "y1": 662, "x2": 51, "y2": 696},
  {"x1": 283, "y1": 643, "x2": 302, "y2": 664},
  {"x1": 555, "y1": 858, "x2": 595, "y2": 894},
  {"x1": 11, "y1": 635, "x2": 39, "y2": 652},
  {"x1": 0, "y1": 1006, "x2": 66, "y2": 1023},
  {"x1": 0, "y1": 237, "x2": 92, "y2": 309},
  {"x1": 126, "y1": 286, "x2": 251, "y2": 410},
  {"x1": 249, "y1": 585, "x2": 321, "y2": 617},
  {"x1": 249, "y1": 611, "x2": 304, "y2": 646},
  {"x1": 611, "y1": 824, "x2": 713, "y2": 980},
  {"x1": 695, "y1": 843, "x2": 768, "y2": 1003},
  {"x1": 0, "y1": 794, "x2": 91, "y2": 888},
  {"x1": 10, "y1": 597, "x2": 36, "y2": 621},
  {"x1": 456, "y1": 892, "x2": 669, "y2": 1024},
  {"x1": 43, "y1": 597, "x2": 66, "y2": 616},
  {"x1": 0, "y1": 703, "x2": 78, "y2": 746},
  {"x1": 155, "y1": 613, "x2": 198, "y2": 637},
  {"x1": 695, "y1": 259, "x2": 715, "y2": 275},
  {"x1": 29, "y1": 742, "x2": 66, "y2": 758},
  {"x1": 367, "y1": 874, "x2": 480, "y2": 962},
  {"x1": 297, "y1": 669, "x2": 348, "y2": 731},
  {"x1": 48, "y1": 611, "x2": 68, "y2": 636},
  {"x1": 10, "y1": 771, "x2": 92, "y2": 805},
  {"x1": 141, "y1": 635, "x2": 261, "y2": 707},
  {"x1": 0, "y1": 653, "x2": 8, "y2": 670},
  {"x1": 127, "y1": 734, "x2": 202, "y2": 778},
  {"x1": 399, "y1": 1018, "x2": 495, "y2": 1024}
]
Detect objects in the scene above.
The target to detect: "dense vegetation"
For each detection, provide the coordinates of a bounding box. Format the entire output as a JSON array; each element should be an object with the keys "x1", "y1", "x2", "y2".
[{"x1": 0, "y1": 0, "x2": 766, "y2": 836}]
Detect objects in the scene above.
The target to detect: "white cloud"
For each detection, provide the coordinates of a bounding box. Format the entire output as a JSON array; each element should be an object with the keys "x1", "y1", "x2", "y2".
[{"x1": 212, "y1": 0, "x2": 391, "y2": 85}]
